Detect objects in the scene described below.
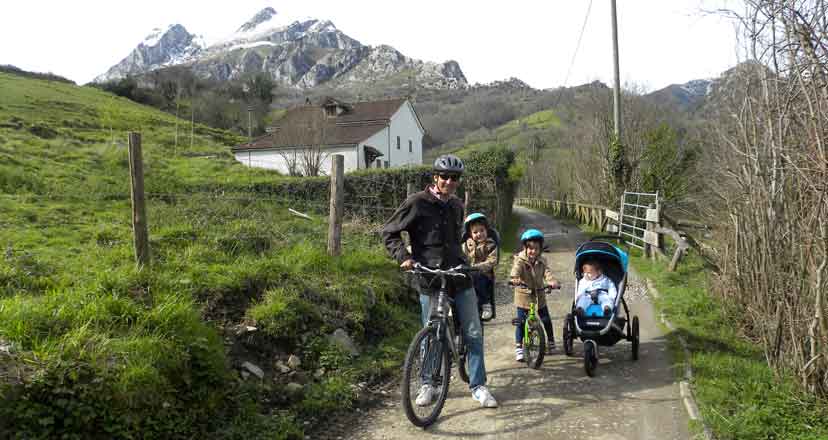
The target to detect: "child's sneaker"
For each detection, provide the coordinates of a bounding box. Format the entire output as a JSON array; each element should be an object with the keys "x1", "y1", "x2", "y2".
[
  {"x1": 471, "y1": 385, "x2": 498, "y2": 408},
  {"x1": 481, "y1": 304, "x2": 493, "y2": 320},
  {"x1": 515, "y1": 346, "x2": 525, "y2": 362}
]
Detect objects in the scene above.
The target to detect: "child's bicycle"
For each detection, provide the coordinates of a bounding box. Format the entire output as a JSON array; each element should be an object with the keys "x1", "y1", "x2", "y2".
[
  {"x1": 508, "y1": 282, "x2": 560, "y2": 369},
  {"x1": 400, "y1": 263, "x2": 476, "y2": 428}
]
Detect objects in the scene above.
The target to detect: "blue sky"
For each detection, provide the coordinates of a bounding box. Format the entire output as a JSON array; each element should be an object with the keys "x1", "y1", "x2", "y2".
[{"x1": 0, "y1": 0, "x2": 741, "y2": 91}]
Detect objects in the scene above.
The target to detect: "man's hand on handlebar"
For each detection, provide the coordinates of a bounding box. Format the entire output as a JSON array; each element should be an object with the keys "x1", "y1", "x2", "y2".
[{"x1": 400, "y1": 259, "x2": 415, "y2": 270}]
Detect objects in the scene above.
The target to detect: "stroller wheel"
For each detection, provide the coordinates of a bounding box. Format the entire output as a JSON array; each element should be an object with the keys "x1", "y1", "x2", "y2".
[
  {"x1": 562, "y1": 313, "x2": 574, "y2": 356},
  {"x1": 584, "y1": 341, "x2": 597, "y2": 377},
  {"x1": 631, "y1": 316, "x2": 640, "y2": 361}
]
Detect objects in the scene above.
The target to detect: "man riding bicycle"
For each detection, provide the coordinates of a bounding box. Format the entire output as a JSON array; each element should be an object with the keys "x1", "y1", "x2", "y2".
[{"x1": 381, "y1": 154, "x2": 498, "y2": 409}]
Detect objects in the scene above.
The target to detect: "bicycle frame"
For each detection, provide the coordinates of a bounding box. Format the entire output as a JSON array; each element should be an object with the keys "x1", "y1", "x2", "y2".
[
  {"x1": 426, "y1": 290, "x2": 460, "y2": 373},
  {"x1": 524, "y1": 301, "x2": 539, "y2": 342},
  {"x1": 410, "y1": 264, "x2": 473, "y2": 377},
  {"x1": 510, "y1": 282, "x2": 555, "y2": 340}
]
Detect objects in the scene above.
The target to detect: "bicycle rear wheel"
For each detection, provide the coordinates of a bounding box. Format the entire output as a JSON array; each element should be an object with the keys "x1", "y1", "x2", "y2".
[
  {"x1": 401, "y1": 326, "x2": 451, "y2": 428},
  {"x1": 524, "y1": 319, "x2": 546, "y2": 369}
]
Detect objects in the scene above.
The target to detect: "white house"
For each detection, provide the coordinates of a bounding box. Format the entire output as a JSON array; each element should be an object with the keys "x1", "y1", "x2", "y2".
[{"x1": 232, "y1": 97, "x2": 425, "y2": 175}]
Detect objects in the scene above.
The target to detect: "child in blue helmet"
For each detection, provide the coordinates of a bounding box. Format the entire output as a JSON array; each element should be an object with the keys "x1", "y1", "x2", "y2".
[
  {"x1": 462, "y1": 213, "x2": 499, "y2": 320},
  {"x1": 510, "y1": 229, "x2": 560, "y2": 361}
]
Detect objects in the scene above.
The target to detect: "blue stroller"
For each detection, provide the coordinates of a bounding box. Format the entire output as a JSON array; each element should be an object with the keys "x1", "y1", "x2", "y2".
[{"x1": 561, "y1": 236, "x2": 640, "y2": 376}]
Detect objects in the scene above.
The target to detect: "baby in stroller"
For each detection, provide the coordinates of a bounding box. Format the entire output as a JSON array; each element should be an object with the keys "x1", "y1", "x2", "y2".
[
  {"x1": 575, "y1": 259, "x2": 618, "y2": 318},
  {"x1": 562, "y1": 237, "x2": 640, "y2": 376}
]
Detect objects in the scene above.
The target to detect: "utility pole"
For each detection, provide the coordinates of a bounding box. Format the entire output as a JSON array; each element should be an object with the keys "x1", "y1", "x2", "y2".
[{"x1": 610, "y1": 0, "x2": 622, "y2": 140}]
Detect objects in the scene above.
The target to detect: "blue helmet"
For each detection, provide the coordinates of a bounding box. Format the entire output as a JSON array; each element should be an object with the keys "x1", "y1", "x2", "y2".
[
  {"x1": 520, "y1": 229, "x2": 544, "y2": 245},
  {"x1": 464, "y1": 212, "x2": 487, "y2": 227},
  {"x1": 463, "y1": 212, "x2": 488, "y2": 237}
]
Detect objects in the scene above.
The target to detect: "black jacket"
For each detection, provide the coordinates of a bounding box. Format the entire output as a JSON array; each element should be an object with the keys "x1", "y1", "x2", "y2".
[{"x1": 382, "y1": 188, "x2": 471, "y2": 292}]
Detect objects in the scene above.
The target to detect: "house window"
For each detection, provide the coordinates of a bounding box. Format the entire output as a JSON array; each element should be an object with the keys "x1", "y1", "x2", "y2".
[
  {"x1": 384, "y1": 161, "x2": 389, "y2": 168},
  {"x1": 376, "y1": 159, "x2": 381, "y2": 168},
  {"x1": 396, "y1": 136, "x2": 400, "y2": 149},
  {"x1": 408, "y1": 140, "x2": 412, "y2": 152}
]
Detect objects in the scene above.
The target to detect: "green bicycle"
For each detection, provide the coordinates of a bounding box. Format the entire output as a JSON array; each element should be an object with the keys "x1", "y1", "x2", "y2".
[{"x1": 509, "y1": 281, "x2": 559, "y2": 369}]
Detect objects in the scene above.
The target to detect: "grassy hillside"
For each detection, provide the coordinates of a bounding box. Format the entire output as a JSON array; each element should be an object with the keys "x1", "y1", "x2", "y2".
[{"x1": 0, "y1": 72, "x2": 418, "y2": 439}]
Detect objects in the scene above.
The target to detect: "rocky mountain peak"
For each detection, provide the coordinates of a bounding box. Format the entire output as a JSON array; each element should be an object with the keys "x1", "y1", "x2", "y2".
[
  {"x1": 94, "y1": 23, "x2": 204, "y2": 83},
  {"x1": 95, "y1": 8, "x2": 467, "y2": 91},
  {"x1": 680, "y1": 79, "x2": 712, "y2": 97},
  {"x1": 237, "y1": 7, "x2": 278, "y2": 33}
]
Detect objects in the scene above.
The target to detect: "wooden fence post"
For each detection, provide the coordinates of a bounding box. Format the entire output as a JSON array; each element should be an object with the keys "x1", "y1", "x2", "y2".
[
  {"x1": 128, "y1": 132, "x2": 150, "y2": 266},
  {"x1": 669, "y1": 243, "x2": 688, "y2": 271},
  {"x1": 327, "y1": 155, "x2": 344, "y2": 256},
  {"x1": 645, "y1": 204, "x2": 662, "y2": 260}
]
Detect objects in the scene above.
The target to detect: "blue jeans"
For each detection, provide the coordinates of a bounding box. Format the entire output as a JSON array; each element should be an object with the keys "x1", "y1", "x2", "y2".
[
  {"x1": 472, "y1": 274, "x2": 493, "y2": 314},
  {"x1": 419, "y1": 287, "x2": 487, "y2": 389},
  {"x1": 515, "y1": 306, "x2": 555, "y2": 344}
]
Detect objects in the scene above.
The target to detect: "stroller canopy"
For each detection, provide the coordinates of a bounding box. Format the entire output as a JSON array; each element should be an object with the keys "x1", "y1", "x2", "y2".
[{"x1": 574, "y1": 240, "x2": 628, "y2": 287}]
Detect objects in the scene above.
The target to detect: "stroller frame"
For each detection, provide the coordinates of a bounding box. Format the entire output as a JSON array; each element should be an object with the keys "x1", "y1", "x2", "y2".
[{"x1": 563, "y1": 235, "x2": 640, "y2": 376}]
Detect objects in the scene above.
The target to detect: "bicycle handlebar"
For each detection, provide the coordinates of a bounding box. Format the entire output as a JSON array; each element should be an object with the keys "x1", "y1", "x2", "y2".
[
  {"x1": 405, "y1": 263, "x2": 477, "y2": 278},
  {"x1": 508, "y1": 281, "x2": 561, "y2": 292}
]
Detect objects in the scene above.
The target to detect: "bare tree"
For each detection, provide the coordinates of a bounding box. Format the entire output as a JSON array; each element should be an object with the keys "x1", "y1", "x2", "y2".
[
  {"x1": 707, "y1": 0, "x2": 828, "y2": 396},
  {"x1": 300, "y1": 145, "x2": 330, "y2": 177},
  {"x1": 278, "y1": 149, "x2": 302, "y2": 176}
]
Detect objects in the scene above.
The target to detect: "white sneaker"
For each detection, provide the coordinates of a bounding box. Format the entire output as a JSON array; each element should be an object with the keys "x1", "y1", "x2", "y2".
[
  {"x1": 481, "y1": 304, "x2": 493, "y2": 320},
  {"x1": 472, "y1": 385, "x2": 498, "y2": 408},
  {"x1": 415, "y1": 384, "x2": 435, "y2": 406},
  {"x1": 515, "y1": 346, "x2": 525, "y2": 362}
]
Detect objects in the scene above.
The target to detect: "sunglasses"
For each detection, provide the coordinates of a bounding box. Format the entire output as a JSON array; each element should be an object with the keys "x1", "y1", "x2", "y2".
[{"x1": 437, "y1": 173, "x2": 461, "y2": 181}]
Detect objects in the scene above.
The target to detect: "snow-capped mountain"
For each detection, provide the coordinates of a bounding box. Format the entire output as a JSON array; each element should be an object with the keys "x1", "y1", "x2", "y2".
[
  {"x1": 95, "y1": 24, "x2": 205, "y2": 83},
  {"x1": 94, "y1": 7, "x2": 467, "y2": 90},
  {"x1": 645, "y1": 78, "x2": 713, "y2": 112}
]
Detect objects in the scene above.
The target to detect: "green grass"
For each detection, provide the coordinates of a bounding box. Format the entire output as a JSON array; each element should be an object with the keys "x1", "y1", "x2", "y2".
[
  {"x1": 442, "y1": 108, "x2": 563, "y2": 159},
  {"x1": 0, "y1": 71, "x2": 420, "y2": 439},
  {"x1": 631, "y1": 251, "x2": 828, "y2": 440},
  {"x1": 499, "y1": 109, "x2": 561, "y2": 132}
]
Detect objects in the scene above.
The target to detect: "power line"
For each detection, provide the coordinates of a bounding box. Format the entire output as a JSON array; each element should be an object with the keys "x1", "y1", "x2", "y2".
[{"x1": 552, "y1": 0, "x2": 593, "y2": 108}]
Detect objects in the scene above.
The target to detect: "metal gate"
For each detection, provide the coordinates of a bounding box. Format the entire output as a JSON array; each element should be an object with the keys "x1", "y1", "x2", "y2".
[{"x1": 618, "y1": 191, "x2": 659, "y2": 250}]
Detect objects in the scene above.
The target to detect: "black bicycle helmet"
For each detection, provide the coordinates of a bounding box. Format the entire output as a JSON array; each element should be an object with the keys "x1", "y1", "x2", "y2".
[{"x1": 433, "y1": 154, "x2": 465, "y2": 175}]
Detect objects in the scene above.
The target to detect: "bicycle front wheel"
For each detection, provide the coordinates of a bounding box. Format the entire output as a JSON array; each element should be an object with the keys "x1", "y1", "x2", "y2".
[
  {"x1": 401, "y1": 326, "x2": 451, "y2": 428},
  {"x1": 524, "y1": 319, "x2": 546, "y2": 369}
]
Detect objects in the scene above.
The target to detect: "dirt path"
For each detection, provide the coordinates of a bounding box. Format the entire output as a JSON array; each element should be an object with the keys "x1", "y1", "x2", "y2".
[{"x1": 345, "y1": 206, "x2": 690, "y2": 440}]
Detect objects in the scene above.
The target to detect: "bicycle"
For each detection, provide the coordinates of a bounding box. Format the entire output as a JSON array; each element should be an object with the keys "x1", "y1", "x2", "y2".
[
  {"x1": 400, "y1": 263, "x2": 477, "y2": 428},
  {"x1": 508, "y1": 281, "x2": 560, "y2": 370}
]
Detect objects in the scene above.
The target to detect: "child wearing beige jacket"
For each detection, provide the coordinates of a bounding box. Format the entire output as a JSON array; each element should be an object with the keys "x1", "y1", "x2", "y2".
[
  {"x1": 510, "y1": 229, "x2": 560, "y2": 361},
  {"x1": 462, "y1": 213, "x2": 499, "y2": 320}
]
